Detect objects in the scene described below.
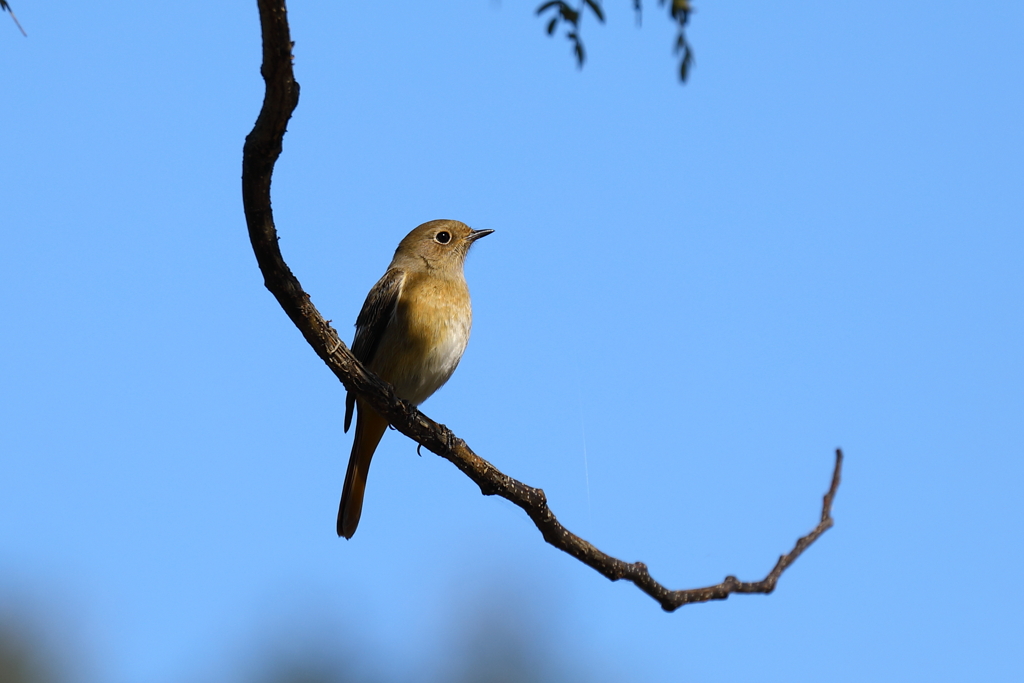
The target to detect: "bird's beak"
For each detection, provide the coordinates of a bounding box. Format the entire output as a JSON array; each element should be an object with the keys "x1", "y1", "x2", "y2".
[{"x1": 467, "y1": 228, "x2": 495, "y2": 242}]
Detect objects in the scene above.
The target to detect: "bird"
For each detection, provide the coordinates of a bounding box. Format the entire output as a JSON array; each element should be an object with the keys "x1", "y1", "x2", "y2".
[{"x1": 337, "y1": 219, "x2": 493, "y2": 539}]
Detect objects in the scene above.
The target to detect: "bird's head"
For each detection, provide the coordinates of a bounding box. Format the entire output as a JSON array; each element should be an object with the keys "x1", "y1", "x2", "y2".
[{"x1": 392, "y1": 219, "x2": 493, "y2": 273}]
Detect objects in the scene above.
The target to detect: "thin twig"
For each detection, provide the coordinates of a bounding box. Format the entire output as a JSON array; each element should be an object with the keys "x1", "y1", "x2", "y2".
[{"x1": 1, "y1": 0, "x2": 27, "y2": 36}]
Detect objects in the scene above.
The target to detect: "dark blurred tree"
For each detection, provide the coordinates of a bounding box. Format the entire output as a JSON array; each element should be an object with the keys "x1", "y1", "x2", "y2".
[
  {"x1": 444, "y1": 612, "x2": 568, "y2": 683},
  {"x1": 0, "y1": 620, "x2": 55, "y2": 683},
  {"x1": 248, "y1": 610, "x2": 582, "y2": 683},
  {"x1": 254, "y1": 660, "x2": 372, "y2": 683}
]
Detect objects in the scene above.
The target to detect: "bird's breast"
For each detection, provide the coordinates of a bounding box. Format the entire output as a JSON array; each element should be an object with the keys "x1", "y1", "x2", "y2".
[{"x1": 371, "y1": 273, "x2": 472, "y2": 406}]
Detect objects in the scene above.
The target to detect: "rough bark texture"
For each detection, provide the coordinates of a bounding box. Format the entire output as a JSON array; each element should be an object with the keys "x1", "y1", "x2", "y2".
[{"x1": 242, "y1": 0, "x2": 842, "y2": 611}]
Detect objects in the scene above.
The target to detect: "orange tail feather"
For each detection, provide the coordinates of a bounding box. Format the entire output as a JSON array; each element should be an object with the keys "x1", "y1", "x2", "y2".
[{"x1": 337, "y1": 402, "x2": 389, "y2": 538}]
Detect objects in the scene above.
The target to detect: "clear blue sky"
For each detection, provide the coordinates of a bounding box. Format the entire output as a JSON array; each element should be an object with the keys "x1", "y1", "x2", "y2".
[{"x1": 2, "y1": 1, "x2": 1022, "y2": 682}]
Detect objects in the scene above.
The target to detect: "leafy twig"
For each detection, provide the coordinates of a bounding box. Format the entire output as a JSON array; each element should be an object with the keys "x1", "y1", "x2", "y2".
[
  {"x1": 536, "y1": 1, "x2": 696, "y2": 81},
  {"x1": 536, "y1": 0, "x2": 605, "y2": 68}
]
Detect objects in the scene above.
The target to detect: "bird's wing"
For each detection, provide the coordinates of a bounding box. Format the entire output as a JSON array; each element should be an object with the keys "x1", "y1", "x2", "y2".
[{"x1": 344, "y1": 268, "x2": 405, "y2": 432}]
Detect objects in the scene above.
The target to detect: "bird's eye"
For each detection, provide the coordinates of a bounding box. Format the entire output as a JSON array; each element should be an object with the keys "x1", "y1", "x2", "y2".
[{"x1": 435, "y1": 231, "x2": 451, "y2": 244}]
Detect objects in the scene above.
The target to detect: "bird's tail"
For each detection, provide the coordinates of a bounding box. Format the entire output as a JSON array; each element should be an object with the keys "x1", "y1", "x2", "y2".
[{"x1": 337, "y1": 402, "x2": 389, "y2": 538}]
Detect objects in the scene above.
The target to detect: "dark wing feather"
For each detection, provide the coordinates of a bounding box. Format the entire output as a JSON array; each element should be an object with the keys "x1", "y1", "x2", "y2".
[{"x1": 344, "y1": 268, "x2": 404, "y2": 432}]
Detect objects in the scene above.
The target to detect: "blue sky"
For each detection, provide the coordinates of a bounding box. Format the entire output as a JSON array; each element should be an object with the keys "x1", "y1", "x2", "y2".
[{"x1": 1, "y1": 1, "x2": 1022, "y2": 681}]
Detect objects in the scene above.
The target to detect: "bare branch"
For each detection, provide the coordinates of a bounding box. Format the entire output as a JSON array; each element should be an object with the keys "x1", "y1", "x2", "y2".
[{"x1": 242, "y1": 0, "x2": 841, "y2": 611}]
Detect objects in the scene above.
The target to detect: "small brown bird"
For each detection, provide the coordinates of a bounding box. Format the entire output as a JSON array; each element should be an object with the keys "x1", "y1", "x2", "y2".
[{"x1": 338, "y1": 219, "x2": 493, "y2": 538}]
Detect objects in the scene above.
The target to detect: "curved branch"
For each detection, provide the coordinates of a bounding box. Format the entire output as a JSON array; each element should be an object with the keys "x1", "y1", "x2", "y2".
[{"x1": 242, "y1": 0, "x2": 841, "y2": 611}]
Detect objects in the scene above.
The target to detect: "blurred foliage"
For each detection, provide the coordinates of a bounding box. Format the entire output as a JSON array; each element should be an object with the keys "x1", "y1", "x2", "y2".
[
  {"x1": 536, "y1": 0, "x2": 695, "y2": 81},
  {"x1": 440, "y1": 611, "x2": 573, "y2": 683},
  {"x1": 0, "y1": 620, "x2": 55, "y2": 683},
  {"x1": 250, "y1": 603, "x2": 583, "y2": 683},
  {"x1": 0, "y1": 588, "x2": 603, "y2": 683},
  {"x1": 253, "y1": 659, "x2": 371, "y2": 683}
]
